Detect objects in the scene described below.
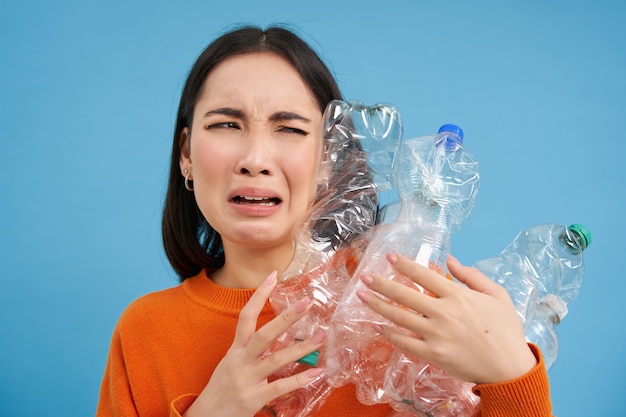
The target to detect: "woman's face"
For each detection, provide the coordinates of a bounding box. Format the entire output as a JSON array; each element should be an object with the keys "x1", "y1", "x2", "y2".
[{"x1": 180, "y1": 52, "x2": 323, "y2": 252}]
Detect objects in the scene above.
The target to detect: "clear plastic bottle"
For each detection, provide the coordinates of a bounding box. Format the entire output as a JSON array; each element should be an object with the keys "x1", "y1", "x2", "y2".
[
  {"x1": 384, "y1": 353, "x2": 480, "y2": 417},
  {"x1": 326, "y1": 124, "x2": 480, "y2": 407},
  {"x1": 473, "y1": 223, "x2": 592, "y2": 369},
  {"x1": 383, "y1": 223, "x2": 591, "y2": 416},
  {"x1": 263, "y1": 100, "x2": 403, "y2": 417}
]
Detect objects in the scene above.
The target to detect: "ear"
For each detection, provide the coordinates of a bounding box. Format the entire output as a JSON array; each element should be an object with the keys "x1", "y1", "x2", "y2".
[{"x1": 179, "y1": 127, "x2": 192, "y2": 175}]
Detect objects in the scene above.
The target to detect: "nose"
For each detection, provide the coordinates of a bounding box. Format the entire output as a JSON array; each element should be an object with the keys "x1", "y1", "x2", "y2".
[
  {"x1": 240, "y1": 166, "x2": 270, "y2": 175},
  {"x1": 235, "y1": 132, "x2": 273, "y2": 176}
]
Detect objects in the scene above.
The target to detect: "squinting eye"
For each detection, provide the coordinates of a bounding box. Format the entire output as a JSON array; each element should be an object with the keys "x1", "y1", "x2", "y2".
[
  {"x1": 278, "y1": 126, "x2": 308, "y2": 135},
  {"x1": 207, "y1": 122, "x2": 240, "y2": 130}
]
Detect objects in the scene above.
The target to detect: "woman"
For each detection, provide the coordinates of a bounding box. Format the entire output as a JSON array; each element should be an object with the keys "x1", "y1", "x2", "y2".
[{"x1": 96, "y1": 25, "x2": 552, "y2": 417}]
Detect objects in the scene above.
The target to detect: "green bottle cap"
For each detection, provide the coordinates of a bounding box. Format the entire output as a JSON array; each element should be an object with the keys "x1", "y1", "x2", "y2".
[
  {"x1": 296, "y1": 350, "x2": 319, "y2": 367},
  {"x1": 568, "y1": 224, "x2": 592, "y2": 250}
]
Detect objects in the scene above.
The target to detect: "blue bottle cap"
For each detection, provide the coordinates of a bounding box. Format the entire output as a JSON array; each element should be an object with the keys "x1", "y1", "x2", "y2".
[
  {"x1": 438, "y1": 124, "x2": 464, "y2": 141},
  {"x1": 438, "y1": 124, "x2": 464, "y2": 150}
]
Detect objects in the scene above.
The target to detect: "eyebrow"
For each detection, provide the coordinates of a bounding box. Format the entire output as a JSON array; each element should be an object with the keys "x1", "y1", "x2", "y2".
[
  {"x1": 204, "y1": 107, "x2": 311, "y2": 123},
  {"x1": 204, "y1": 107, "x2": 243, "y2": 118},
  {"x1": 270, "y1": 111, "x2": 311, "y2": 123}
]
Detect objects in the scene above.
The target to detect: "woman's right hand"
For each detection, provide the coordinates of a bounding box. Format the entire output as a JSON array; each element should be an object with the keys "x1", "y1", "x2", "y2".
[{"x1": 183, "y1": 271, "x2": 327, "y2": 417}]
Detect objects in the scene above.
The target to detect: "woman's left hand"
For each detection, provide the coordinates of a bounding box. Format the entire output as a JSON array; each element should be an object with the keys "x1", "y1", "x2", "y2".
[{"x1": 356, "y1": 253, "x2": 537, "y2": 384}]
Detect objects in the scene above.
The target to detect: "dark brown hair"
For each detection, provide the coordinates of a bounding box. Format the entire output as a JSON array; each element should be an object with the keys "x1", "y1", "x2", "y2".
[{"x1": 162, "y1": 25, "x2": 343, "y2": 280}]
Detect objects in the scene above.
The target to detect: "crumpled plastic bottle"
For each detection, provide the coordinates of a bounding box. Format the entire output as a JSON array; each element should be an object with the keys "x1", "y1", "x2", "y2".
[
  {"x1": 261, "y1": 99, "x2": 403, "y2": 417},
  {"x1": 325, "y1": 124, "x2": 480, "y2": 408},
  {"x1": 473, "y1": 223, "x2": 592, "y2": 370},
  {"x1": 383, "y1": 223, "x2": 592, "y2": 416},
  {"x1": 383, "y1": 346, "x2": 480, "y2": 417}
]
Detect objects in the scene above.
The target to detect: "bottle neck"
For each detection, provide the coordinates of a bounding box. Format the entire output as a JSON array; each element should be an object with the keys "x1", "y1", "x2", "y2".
[
  {"x1": 396, "y1": 197, "x2": 451, "y2": 274},
  {"x1": 562, "y1": 228, "x2": 585, "y2": 254}
]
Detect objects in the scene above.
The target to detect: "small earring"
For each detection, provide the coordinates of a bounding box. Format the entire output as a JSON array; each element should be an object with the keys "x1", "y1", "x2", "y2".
[{"x1": 183, "y1": 169, "x2": 194, "y2": 192}]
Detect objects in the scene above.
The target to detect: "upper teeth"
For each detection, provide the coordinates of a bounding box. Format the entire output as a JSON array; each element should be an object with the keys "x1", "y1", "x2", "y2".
[{"x1": 241, "y1": 196, "x2": 270, "y2": 201}]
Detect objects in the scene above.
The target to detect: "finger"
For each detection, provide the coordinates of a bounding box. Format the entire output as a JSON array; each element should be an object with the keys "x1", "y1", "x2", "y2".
[
  {"x1": 375, "y1": 324, "x2": 428, "y2": 359},
  {"x1": 356, "y1": 288, "x2": 429, "y2": 336},
  {"x1": 447, "y1": 255, "x2": 509, "y2": 299},
  {"x1": 389, "y1": 253, "x2": 455, "y2": 297},
  {"x1": 245, "y1": 296, "x2": 311, "y2": 359},
  {"x1": 360, "y1": 273, "x2": 439, "y2": 318},
  {"x1": 261, "y1": 367, "x2": 324, "y2": 403},
  {"x1": 257, "y1": 330, "x2": 327, "y2": 376},
  {"x1": 234, "y1": 271, "x2": 278, "y2": 346}
]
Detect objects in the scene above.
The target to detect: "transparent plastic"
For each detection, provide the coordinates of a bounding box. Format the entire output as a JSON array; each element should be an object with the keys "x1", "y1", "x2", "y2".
[
  {"x1": 380, "y1": 222, "x2": 591, "y2": 416},
  {"x1": 473, "y1": 223, "x2": 591, "y2": 369},
  {"x1": 384, "y1": 354, "x2": 480, "y2": 416},
  {"x1": 326, "y1": 125, "x2": 480, "y2": 409},
  {"x1": 262, "y1": 100, "x2": 403, "y2": 417}
]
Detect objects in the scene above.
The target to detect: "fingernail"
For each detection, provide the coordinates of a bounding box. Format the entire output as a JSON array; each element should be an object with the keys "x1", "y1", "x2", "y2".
[
  {"x1": 360, "y1": 274, "x2": 373, "y2": 286},
  {"x1": 356, "y1": 289, "x2": 372, "y2": 303},
  {"x1": 306, "y1": 368, "x2": 324, "y2": 378},
  {"x1": 447, "y1": 254, "x2": 460, "y2": 266},
  {"x1": 311, "y1": 330, "x2": 328, "y2": 344},
  {"x1": 387, "y1": 253, "x2": 399, "y2": 265},
  {"x1": 373, "y1": 324, "x2": 384, "y2": 334},
  {"x1": 294, "y1": 297, "x2": 310, "y2": 313},
  {"x1": 264, "y1": 271, "x2": 277, "y2": 286}
]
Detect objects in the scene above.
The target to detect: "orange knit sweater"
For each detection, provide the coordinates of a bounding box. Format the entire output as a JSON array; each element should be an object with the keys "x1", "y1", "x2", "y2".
[{"x1": 96, "y1": 270, "x2": 552, "y2": 417}]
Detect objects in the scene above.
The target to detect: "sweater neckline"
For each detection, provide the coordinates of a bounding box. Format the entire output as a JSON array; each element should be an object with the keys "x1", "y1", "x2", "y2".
[{"x1": 182, "y1": 269, "x2": 275, "y2": 316}]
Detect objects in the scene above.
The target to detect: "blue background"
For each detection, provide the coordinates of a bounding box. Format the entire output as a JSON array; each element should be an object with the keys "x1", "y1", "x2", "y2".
[{"x1": 1, "y1": 1, "x2": 624, "y2": 416}]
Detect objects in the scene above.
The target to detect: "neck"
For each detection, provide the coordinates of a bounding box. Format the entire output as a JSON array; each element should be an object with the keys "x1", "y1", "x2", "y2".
[{"x1": 211, "y1": 241, "x2": 295, "y2": 289}]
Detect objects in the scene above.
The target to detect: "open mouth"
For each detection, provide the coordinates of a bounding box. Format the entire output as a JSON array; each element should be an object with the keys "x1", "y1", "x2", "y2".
[{"x1": 232, "y1": 196, "x2": 281, "y2": 206}]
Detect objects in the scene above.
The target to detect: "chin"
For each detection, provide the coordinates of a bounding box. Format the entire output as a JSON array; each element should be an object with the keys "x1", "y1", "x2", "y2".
[{"x1": 231, "y1": 228, "x2": 293, "y2": 250}]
